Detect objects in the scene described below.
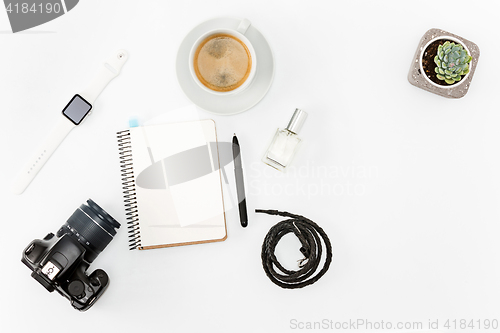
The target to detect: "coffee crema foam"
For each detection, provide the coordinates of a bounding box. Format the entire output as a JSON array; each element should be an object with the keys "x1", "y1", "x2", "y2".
[{"x1": 194, "y1": 33, "x2": 252, "y2": 92}]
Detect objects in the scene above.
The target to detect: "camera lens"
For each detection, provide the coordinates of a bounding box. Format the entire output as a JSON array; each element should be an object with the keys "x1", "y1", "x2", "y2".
[{"x1": 59, "y1": 199, "x2": 121, "y2": 262}]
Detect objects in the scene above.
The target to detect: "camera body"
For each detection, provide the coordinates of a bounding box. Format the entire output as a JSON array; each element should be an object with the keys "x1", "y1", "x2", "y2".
[{"x1": 22, "y1": 199, "x2": 120, "y2": 311}]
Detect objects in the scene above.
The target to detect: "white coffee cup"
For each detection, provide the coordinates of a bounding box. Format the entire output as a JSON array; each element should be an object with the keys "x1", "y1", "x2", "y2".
[{"x1": 189, "y1": 19, "x2": 257, "y2": 95}]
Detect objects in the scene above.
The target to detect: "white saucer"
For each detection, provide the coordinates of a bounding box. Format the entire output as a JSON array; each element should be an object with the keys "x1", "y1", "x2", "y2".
[{"x1": 176, "y1": 17, "x2": 275, "y2": 115}]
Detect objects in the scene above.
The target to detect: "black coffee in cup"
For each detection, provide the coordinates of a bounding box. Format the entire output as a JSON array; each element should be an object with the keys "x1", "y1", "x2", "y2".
[{"x1": 193, "y1": 33, "x2": 252, "y2": 92}]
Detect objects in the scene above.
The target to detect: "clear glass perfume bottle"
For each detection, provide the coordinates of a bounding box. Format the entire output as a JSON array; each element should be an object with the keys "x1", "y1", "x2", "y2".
[{"x1": 262, "y1": 108, "x2": 308, "y2": 171}]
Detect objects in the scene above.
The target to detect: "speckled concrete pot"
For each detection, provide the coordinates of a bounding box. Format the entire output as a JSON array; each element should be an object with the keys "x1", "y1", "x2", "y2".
[{"x1": 408, "y1": 28, "x2": 480, "y2": 99}]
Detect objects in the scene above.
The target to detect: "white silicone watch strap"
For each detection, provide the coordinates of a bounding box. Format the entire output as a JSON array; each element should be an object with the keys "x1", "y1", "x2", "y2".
[
  {"x1": 11, "y1": 49, "x2": 128, "y2": 194},
  {"x1": 79, "y1": 50, "x2": 128, "y2": 104},
  {"x1": 11, "y1": 117, "x2": 75, "y2": 194}
]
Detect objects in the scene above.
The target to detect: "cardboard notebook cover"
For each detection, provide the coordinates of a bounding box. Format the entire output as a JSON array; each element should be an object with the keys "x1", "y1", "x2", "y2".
[{"x1": 117, "y1": 119, "x2": 227, "y2": 250}]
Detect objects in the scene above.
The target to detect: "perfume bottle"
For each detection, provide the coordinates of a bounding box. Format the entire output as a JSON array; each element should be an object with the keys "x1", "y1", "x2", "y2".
[{"x1": 262, "y1": 108, "x2": 308, "y2": 171}]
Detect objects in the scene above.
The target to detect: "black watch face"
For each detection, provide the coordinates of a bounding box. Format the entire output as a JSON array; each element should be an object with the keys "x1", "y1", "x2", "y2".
[{"x1": 62, "y1": 95, "x2": 92, "y2": 125}]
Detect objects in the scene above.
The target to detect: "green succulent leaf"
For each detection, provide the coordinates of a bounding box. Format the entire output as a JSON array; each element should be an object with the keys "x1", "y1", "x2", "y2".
[
  {"x1": 439, "y1": 68, "x2": 445, "y2": 75},
  {"x1": 444, "y1": 70, "x2": 452, "y2": 75},
  {"x1": 434, "y1": 56, "x2": 440, "y2": 66},
  {"x1": 453, "y1": 76, "x2": 462, "y2": 82},
  {"x1": 436, "y1": 74, "x2": 445, "y2": 80},
  {"x1": 445, "y1": 78, "x2": 455, "y2": 84}
]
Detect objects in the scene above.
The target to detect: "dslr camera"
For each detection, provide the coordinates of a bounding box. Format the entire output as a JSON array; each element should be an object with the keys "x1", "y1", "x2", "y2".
[{"x1": 22, "y1": 199, "x2": 121, "y2": 311}]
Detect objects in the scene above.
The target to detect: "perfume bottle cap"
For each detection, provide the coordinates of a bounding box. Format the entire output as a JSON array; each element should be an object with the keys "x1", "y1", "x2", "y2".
[{"x1": 286, "y1": 108, "x2": 308, "y2": 134}]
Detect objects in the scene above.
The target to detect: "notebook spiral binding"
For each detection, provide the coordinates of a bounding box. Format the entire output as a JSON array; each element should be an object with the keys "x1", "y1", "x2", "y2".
[{"x1": 117, "y1": 130, "x2": 141, "y2": 250}]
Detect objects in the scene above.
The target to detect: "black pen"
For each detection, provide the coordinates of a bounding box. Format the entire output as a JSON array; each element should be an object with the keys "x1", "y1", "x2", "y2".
[{"x1": 232, "y1": 134, "x2": 248, "y2": 227}]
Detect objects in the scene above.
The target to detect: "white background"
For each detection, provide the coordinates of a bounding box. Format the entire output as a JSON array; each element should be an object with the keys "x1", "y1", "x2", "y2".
[{"x1": 1, "y1": 1, "x2": 499, "y2": 332}]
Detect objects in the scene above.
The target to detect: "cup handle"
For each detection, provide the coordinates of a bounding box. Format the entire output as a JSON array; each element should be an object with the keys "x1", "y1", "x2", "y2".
[{"x1": 237, "y1": 19, "x2": 251, "y2": 35}]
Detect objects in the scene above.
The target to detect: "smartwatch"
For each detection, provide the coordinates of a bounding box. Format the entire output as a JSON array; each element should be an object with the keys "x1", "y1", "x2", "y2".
[{"x1": 11, "y1": 49, "x2": 128, "y2": 194}]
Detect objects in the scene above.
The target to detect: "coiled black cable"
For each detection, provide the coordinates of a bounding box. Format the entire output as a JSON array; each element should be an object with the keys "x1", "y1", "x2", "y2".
[{"x1": 256, "y1": 209, "x2": 333, "y2": 289}]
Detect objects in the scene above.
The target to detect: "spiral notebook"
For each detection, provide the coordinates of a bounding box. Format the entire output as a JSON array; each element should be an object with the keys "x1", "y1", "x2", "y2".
[{"x1": 117, "y1": 119, "x2": 227, "y2": 250}]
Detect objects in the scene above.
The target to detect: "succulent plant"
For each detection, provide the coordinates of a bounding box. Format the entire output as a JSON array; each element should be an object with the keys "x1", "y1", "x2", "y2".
[{"x1": 434, "y1": 41, "x2": 472, "y2": 84}]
